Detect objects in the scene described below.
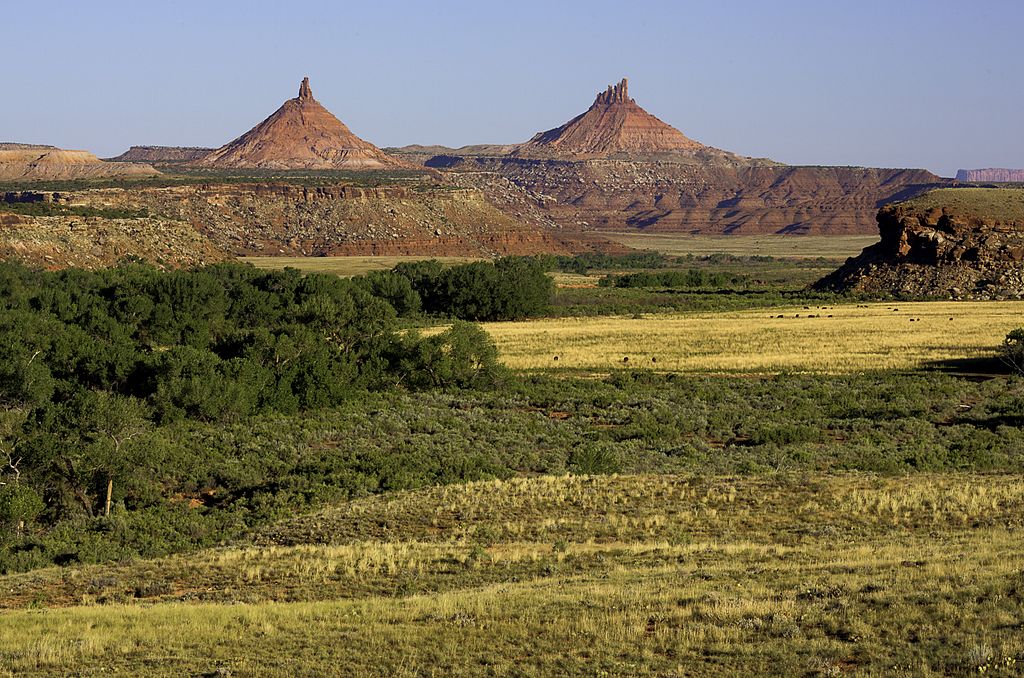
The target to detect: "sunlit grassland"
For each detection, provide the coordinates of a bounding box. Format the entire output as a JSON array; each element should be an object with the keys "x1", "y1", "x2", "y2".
[
  {"x1": 240, "y1": 255, "x2": 482, "y2": 277},
  {"x1": 1, "y1": 474, "x2": 1022, "y2": 675},
  {"x1": 904, "y1": 188, "x2": 1024, "y2": 223},
  {"x1": 482, "y1": 301, "x2": 1023, "y2": 373},
  {"x1": 601, "y1": 232, "x2": 879, "y2": 259}
]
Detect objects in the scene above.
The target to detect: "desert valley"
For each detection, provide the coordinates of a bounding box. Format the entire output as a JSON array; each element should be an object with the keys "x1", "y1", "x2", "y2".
[{"x1": 2, "y1": 9, "x2": 1024, "y2": 674}]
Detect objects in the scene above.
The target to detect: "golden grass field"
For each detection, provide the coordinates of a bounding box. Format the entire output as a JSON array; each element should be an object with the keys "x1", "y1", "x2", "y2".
[
  {"x1": 601, "y1": 232, "x2": 879, "y2": 259},
  {"x1": 1, "y1": 474, "x2": 1022, "y2": 675},
  {"x1": 482, "y1": 301, "x2": 1024, "y2": 373},
  {"x1": 241, "y1": 255, "x2": 481, "y2": 277}
]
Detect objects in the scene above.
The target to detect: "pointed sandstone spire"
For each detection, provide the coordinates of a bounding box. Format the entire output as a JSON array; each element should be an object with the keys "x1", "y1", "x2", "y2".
[
  {"x1": 198, "y1": 77, "x2": 408, "y2": 170},
  {"x1": 512, "y1": 77, "x2": 711, "y2": 159}
]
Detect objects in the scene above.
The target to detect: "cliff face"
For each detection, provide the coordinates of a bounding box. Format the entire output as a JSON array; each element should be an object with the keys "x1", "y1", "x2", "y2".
[
  {"x1": 814, "y1": 188, "x2": 1024, "y2": 298},
  {"x1": 199, "y1": 78, "x2": 410, "y2": 170},
  {"x1": 956, "y1": 169, "x2": 1024, "y2": 183}
]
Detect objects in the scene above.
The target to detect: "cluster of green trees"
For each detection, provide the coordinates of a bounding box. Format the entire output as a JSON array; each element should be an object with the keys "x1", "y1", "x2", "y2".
[
  {"x1": 545, "y1": 252, "x2": 671, "y2": 275},
  {"x1": 0, "y1": 202, "x2": 151, "y2": 219},
  {"x1": 0, "y1": 260, "x2": 516, "y2": 550},
  {"x1": 366, "y1": 257, "x2": 553, "y2": 321},
  {"x1": 598, "y1": 269, "x2": 744, "y2": 289}
]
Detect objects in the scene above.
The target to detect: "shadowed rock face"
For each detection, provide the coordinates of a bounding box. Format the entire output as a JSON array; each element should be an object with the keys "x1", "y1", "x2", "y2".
[
  {"x1": 814, "y1": 189, "x2": 1024, "y2": 299},
  {"x1": 198, "y1": 78, "x2": 409, "y2": 170}
]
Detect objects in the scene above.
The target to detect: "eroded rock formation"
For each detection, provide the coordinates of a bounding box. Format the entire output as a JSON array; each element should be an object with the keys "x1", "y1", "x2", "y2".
[
  {"x1": 198, "y1": 78, "x2": 410, "y2": 170},
  {"x1": 814, "y1": 188, "x2": 1024, "y2": 298},
  {"x1": 511, "y1": 78, "x2": 735, "y2": 162}
]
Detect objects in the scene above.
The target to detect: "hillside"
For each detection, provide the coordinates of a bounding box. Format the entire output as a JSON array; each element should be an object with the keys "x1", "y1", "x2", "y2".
[{"x1": 0, "y1": 175, "x2": 613, "y2": 265}]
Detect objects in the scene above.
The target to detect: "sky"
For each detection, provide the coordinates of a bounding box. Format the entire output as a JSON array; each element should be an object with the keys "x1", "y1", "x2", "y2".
[{"x1": 2, "y1": 0, "x2": 1021, "y2": 177}]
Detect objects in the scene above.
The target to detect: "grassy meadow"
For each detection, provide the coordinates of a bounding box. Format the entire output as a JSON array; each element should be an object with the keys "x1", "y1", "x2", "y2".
[
  {"x1": 1, "y1": 474, "x2": 1022, "y2": 675},
  {"x1": 484, "y1": 301, "x2": 1022, "y2": 373}
]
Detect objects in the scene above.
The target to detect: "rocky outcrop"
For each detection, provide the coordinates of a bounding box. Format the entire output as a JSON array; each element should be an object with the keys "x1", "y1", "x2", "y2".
[
  {"x1": 199, "y1": 78, "x2": 411, "y2": 170},
  {"x1": 0, "y1": 144, "x2": 160, "y2": 181},
  {"x1": 108, "y1": 146, "x2": 214, "y2": 163},
  {"x1": 956, "y1": 169, "x2": 1024, "y2": 183},
  {"x1": 814, "y1": 188, "x2": 1024, "y2": 298}
]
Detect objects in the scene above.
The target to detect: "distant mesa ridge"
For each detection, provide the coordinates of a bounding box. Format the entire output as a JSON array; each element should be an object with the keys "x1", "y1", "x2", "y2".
[
  {"x1": 198, "y1": 77, "x2": 409, "y2": 170},
  {"x1": 109, "y1": 146, "x2": 214, "y2": 163},
  {"x1": 956, "y1": 168, "x2": 1024, "y2": 183},
  {"x1": 0, "y1": 143, "x2": 159, "y2": 181}
]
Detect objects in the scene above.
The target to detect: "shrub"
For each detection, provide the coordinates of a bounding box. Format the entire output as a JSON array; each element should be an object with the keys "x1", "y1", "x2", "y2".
[{"x1": 1000, "y1": 328, "x2": 1024, "y2": 374}]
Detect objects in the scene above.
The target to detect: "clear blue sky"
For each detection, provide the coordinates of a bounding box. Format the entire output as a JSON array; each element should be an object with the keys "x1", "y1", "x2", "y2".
[{"x1": 3, "y1": 0, "x2": 1021, "y2": 176}]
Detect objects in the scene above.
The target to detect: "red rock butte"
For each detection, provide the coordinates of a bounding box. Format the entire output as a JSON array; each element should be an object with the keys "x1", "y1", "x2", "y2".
[
  {"x1": 512, "y1": 78, "x2": 736, "y2": 161},
  {"x1": 199, "y1": 78, "x2": 408, "y2": 170}
]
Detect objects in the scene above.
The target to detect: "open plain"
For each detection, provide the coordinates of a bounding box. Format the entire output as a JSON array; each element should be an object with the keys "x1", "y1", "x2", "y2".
[{"x1": 483, "y1": 301, "x2": 1021, "y2": 373}]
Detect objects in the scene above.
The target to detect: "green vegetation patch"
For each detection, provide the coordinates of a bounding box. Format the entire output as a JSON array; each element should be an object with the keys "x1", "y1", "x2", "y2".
[{"x1": 0, "y1": 202, "x2": 151, "y2": 219}]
